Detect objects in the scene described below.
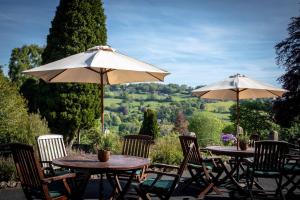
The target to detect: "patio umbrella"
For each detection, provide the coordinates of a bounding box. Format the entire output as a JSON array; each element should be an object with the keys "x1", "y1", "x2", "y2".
[
  {"x1": 23, "y1": 45, "x2": 170, "y2": 132},
  {"x1": 192, "y1": 74, "x2": 287, "y2": 128}
]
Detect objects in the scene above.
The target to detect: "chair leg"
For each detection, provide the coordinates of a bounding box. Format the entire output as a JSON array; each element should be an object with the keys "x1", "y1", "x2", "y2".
[
  {"x1": 246, "y1": 175, "x2": 254, "y2": 200},
  {"x1": 135, "y1": 186, "x2": 151, "y2": 200}
]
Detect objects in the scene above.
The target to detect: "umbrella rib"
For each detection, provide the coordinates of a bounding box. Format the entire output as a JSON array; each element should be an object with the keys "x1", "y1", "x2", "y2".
[
  {"x1": 146, "y1": 72, "x2": 163, "y2": 81},
  {"x1": 197, "y1": 91, "x2": 210, "y2": 97},
  {"x1": 266, "y1": 90, "x2": 281, "y2": 97},
  {"x1": 48, "y1": 69, "x2": 67, "y2": 82}
]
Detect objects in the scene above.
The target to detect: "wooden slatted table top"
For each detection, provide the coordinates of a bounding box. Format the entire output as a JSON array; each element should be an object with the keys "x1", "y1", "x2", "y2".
[
  {"x1": 206, "y1": 146, "x2": 254, "y2": 157},
  {"x1": 53, "y1": 154, "x2": 150, "y2": 170}
]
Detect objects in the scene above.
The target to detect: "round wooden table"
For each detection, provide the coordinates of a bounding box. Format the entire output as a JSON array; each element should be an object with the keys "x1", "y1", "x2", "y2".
[
  {"x1": 205, "y1": 146, "x2": 258, "y2": 191},
  {"x1": 53, "y1": 154, "x2": 150, "y2": 200},
  {"x1": 206, "y1": 146, "x2": 254, "y2": 157}
]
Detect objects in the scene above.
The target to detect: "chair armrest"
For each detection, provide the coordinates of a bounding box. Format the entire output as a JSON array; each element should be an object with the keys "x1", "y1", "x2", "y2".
[
  {"x1": 150, "y1": 163, "x2": 180, "y2": 170},
  {"x1": 42, "y1": 173, "x2": 76, "y2": 183},
  {"x1": 243, "y1": 157, "x2": 253, "y2": 166}
]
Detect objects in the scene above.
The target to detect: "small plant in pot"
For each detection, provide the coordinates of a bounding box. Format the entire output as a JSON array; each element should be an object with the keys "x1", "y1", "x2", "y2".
[
  {"x1": 238, "y1": 134, "x2": 249, "y2": 150},
  {"x1": 97, "y1": 134, "x2": 113, "y2": 162}
]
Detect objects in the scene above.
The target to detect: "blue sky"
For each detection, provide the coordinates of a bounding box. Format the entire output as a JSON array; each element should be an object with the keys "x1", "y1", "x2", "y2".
[{"x1": 0, "y1": 0, "x2": 298, "y2": 87}]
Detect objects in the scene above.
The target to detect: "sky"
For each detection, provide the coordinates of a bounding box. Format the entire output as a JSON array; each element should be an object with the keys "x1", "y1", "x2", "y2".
[{"x1": 0, "y1": 0, "x2": 298, "y2": 87}]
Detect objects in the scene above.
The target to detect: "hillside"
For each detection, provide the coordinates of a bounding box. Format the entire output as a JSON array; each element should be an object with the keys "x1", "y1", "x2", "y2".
[{"x1": 101, "y1": 83, "x2": 235, "y2": 135}]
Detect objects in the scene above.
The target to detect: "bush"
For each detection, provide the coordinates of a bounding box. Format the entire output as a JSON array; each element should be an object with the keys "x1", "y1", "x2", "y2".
[
  {"x1": 188, "y1": 112, "x2": 223, "y2": 147},
  {"x1": 0, "y1": 157, "x2": 16, "y2": 181},
  {"x1": 150, "y1": 133, "x2": 183, "y2": 165},
  {"x1": 0, "y1": 74, "x2": 49, "y2": 145},
  {"x1": 139, "y1": 109, "x2": 159, "y2": 139},
  {"x1": 222, "y1": 122, "x2": 236, "y2": 133},
  {"x1": 280, "y1": 121, "x2": 300, "y2": 143}
]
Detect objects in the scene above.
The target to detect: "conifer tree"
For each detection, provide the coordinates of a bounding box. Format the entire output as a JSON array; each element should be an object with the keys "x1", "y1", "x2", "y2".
[
  {"x1": 39, "y1": 0, "x2": 107, "y2": 144},
  {"x1": 139, "y1": 109, "x2": 159, "y2": 139}
]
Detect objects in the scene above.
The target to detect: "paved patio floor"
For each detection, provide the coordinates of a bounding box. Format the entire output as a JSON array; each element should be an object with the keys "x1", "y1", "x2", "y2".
[{"x1": 0, "y1": 172, "x2": 299, "y2": 200}]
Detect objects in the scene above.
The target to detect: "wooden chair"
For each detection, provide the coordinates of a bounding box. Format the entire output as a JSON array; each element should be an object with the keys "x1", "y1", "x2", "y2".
[
  {"x1": 120, "y1": 134, "x2": 153, "y2": 182},
  {"x1": 179, "y1": 135, "x2": 224, "y2": 198},
  {"x1": 249, "y1": 133, "x2": 260, "y2": 147},
  {"x1": 282, "y1": 141, "x2": 300, "y2": 196},
  {"x1": 135, "y1": 142, "x2": 195, "y2": 200},
  {"x1": 36, "y1": 134, "x2": 67, "y2": 175},
  {"x1": 245, "y1": 140, "x2": 289, "y2": 200},
  {"x1": 10, "y1": 143, "x2": 76, "y2": 200}
]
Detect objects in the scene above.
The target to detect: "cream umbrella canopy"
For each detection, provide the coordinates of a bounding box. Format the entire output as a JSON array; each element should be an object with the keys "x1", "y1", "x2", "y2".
[
  {"x1": 23, "y1": 45, "x2": 170, "y2": 132},
  {"x1": 192, "y1": 74, "x2": 287, "y2": 127}
]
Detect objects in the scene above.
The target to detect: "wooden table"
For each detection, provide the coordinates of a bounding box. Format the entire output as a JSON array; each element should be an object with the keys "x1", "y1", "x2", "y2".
[
  {"x1": 53, "y1": 154, "x2": 150, "y2": 200},
  {"x1": 205, "y1": 146, "x2": 257, "y2": 191}
]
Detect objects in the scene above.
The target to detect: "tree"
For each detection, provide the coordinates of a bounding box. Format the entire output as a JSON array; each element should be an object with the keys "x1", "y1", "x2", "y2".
[
  {"x1": 139, "y1": 109, "x2": 159, "y2": 139},
  {"x1": 273, "y1": 16, "x2": 300, "y2": 127},
  {"x1": 188, "y1": 112, "x2": 223, "y2": 147},
  {"x1": 173, "y1": 111, "x2": 189, "y2": 135},
  {"x1": 230, "y1": 100, "x2": 278, "y2": 137},
  {"x1": 0, "y1": 73, "x2": 49, "y2": 145},
  {"x1": 0, "y1": 65, "x2": 3, "y2": 76},
  {"x1": 8, "y1": 45, "x2": 43, "y2": 86},
  {"x1": 39, "y1": 0, "x2": 107, "y2": 144}
]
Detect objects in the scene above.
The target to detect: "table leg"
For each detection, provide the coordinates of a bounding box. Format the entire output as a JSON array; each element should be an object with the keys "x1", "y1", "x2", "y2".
[
  {"x1": 115, "y1": 169, "x2": 137, "y2": 200},
  {"x1": 74, "y1": 169, "x2": 91, "y2": 200},
  {"x1": 218, "y1": 157, "x2": 244, "y2": 191},
  {"x1": 99, "y1": 173, "x2": 104, "y2": 200}
]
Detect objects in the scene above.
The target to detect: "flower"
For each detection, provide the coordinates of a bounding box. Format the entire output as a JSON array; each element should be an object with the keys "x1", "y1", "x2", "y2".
[{"x1": 221, "y1": 133, "x2": 237, "y2": 146}]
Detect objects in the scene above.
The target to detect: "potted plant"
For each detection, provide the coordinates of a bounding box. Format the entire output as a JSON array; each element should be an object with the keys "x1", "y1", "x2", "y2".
[
  {"x1": 238, "y1": 134, "x2": 249, "y2": 150},
  {"x1": 97, "y1": 134, "x2": 113, "y2": 162}
]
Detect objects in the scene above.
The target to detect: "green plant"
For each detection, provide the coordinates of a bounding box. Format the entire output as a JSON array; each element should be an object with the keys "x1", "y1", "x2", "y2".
[
  {"x1": 99, "y1": 134, "x2": 113, "y2": 150},
  {"x1": 0, "y1": 74, "x2": 49, "y2": 145},
  {"x1": 150, "y1": 133, "x2": 183, "y2": 165},
  {"x1": 139, "y1": 109, "x2": 159, "y2": 139},
  {"x1": 0, "y1": 157, "x2": 16, "y2": 181},
  {"x1": 188, "y1": 112, "x2": 223, "y2": 147},
  {"x1": 238, "y1": 133, "x2": 249, "y2": 143},
  {"x1": 36, "y1": 0, "x2": 107, "y2": 144}
]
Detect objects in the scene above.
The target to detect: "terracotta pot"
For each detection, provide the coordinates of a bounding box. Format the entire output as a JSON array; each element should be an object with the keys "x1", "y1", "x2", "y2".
[
  {"x1": 239, "y1": 141, "x2": 248, "y2": 150},
  {"x1": 98, "y1": 149, "x2": 110, "y2": 162}
]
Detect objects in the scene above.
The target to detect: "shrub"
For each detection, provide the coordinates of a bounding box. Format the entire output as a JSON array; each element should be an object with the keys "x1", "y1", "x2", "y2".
[
  {"x1": 280, "y1": 121, "x2": 300, "y2": 143},
  {"x1": 222, "y1": 122, "x2": 236, "y2": 133},
  {"x1": 188, "y1": 112, "x2": 223, "y2": 147},
  {"x1": 150, "y1": 133, "x2": 183, "y2": 165},
  {"x1": 0, "y1": 157, "x2": 16, "y2": 181},
  {"x1": 0, "y1": 74, "x2": 49, "y2": 145},
  {"x1": 139, "y1": 109, "x2": 159, "y2": 139}
]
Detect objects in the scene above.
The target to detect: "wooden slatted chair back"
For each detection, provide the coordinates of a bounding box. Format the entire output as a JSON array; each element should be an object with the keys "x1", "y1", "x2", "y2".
[
  {"x1": 249, "y1": 134, "x2": 260, "y2": 147},
  {"x1": 10, "y1": 143, "x2": 44, "y2": 189},
  {"x1": 253, "y1": 140, "x2": 288, "y2": 172},
  {"x1": 179, "y1": 135, "x2": 202, "y2": 165},
  {"x1": 178, "y1": 142, "x2": 195, "y2": 177},
  {"x1": 36, "y1": 134, "x2": 67, "y2": 168},
  {"x1": 122, "y1": 135, "x2": 153, "y2": 158}
]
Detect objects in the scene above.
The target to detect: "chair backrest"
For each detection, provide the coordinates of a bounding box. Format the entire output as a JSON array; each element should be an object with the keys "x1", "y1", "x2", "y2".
[
  {"x1": 122, "y1": 134, "x2": 153, "y2": 158},
  {"x1": 36, "y1": 134, "x2": 67, "y2": 168},
  {"x1": 179, "y1": 135, "x2": 202, "y2": 165},
  {"x1": 249, "y1": 133, "x2": 260, "y2": 147},
  {"x1": 10, "y1": 143, "x2": 43, "y2": 189},
  {"x1": 166, "y1": 142, "x2": 195, "y2": 197},
  {"x1": 287, "y1": 142, "x2": 300, "y2": 165},
  {"x1": 253, "y1": 140, "x2": 289, "y2": 172},
  {"x1": 177, "y1": 142, "x2": 195, "y2": 177}
]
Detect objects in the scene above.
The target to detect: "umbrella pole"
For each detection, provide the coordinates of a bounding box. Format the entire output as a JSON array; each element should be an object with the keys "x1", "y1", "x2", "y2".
[
  {"x1": 100, "y1": 72, "x2": 104, "y2": 133},
  {"x1": 236, "y1": 90, "x2": 240, "y2": 150}
]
